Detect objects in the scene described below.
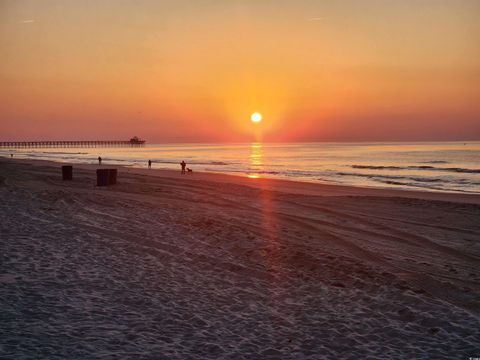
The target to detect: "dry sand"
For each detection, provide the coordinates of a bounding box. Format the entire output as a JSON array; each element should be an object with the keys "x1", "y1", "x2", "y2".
[{"x1": 1, "y1": 158, "x2": 479, "y2": 359}]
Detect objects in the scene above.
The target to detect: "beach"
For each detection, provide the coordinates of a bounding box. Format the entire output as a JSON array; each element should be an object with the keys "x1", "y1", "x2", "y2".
[{"x1": 1, "y1": 157, "x2": 479, "y2": 359}]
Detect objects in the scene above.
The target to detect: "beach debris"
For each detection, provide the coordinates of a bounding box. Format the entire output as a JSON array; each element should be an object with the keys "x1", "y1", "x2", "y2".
[{"x1": 96, "y1": 168, "x2": 117, "y2": 186}]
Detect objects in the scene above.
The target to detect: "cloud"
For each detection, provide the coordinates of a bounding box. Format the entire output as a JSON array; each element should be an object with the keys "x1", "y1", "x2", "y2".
[
  {"x1": 20, "y1": 20, "x2": 35, "y2": 23},
  {"x1": 308, "y1": 17, "x2": 325, "y2": 21}
]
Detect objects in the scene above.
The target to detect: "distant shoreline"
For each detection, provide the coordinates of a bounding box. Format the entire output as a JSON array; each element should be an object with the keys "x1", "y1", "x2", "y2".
[
  {"x1": 2, "y1": 142, "x2": 479, "y2": 195},
  {"x1": 3, "y1": 157, "x2": 480, "y2": 205}
]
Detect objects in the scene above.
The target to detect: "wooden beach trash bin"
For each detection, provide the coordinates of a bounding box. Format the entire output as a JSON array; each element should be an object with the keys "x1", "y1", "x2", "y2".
[
  {"x1": 96, "y1": 169, "x2": 117, "y2": 186},
  {"x1": 62, "y1": 165, "x2": 73, "y2": 180},
  {"x1": 96, "y1": 169, "x2": 110, "y2": 186},
  {"x1": 108, "y1": 168, "x2": 117, "y2": 185}
]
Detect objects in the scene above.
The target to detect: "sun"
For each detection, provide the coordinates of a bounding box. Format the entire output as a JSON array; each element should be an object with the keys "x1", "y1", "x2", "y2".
[{"x1": 251, "y1": 112, "x2": 262, "y2": 123}]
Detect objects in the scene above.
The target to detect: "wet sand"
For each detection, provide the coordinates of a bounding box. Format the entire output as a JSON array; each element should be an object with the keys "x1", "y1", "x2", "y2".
[{"x1": 1, "y1": 158, "x2": 479, "y2": 359}]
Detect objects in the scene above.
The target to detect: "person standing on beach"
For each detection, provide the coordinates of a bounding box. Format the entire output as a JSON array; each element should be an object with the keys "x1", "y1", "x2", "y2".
[
  {"x1": 98, "y1": 156, "x2": 102, "y2": 165},
  {"x1": 180, "y1": 160, "x2": 186, "y2": 174},
  {"x1": 148, "y1": 160, "x2": 152, "y2": 169}
]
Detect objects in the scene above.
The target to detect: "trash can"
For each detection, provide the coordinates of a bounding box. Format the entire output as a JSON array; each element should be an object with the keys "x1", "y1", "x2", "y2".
[
  {"x1": 108, "y1": 169, "x2": 117, "y2": 185},
  {"x1": 96, "y1": 169, "x2": 109, "y2": 186},
  {"x1": 96, "y1": 169, "x2": 117, "y2": 186},
  {"x1": 62, "y1": 165, "x2": 73, "y2": 180}
]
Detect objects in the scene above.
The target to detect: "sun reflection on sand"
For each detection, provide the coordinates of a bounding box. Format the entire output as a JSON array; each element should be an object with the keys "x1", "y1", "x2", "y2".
[{"x1": 247, "y1": 142, "x2": 284, "y2": 284}]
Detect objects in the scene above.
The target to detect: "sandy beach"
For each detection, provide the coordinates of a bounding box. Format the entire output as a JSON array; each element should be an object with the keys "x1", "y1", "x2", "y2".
[{"x1": 1, "y1": 158, "x2": 479, "y2": 359}]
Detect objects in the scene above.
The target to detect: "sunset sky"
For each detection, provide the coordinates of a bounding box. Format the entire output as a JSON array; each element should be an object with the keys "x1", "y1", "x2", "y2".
[{"x1": 1, "y1": 0, "x2": 479, "y2": 142}]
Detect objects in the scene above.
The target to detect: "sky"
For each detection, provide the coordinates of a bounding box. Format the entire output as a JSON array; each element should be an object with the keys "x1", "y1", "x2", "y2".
[{"x1": 1, "y1": 0, "x2": 479, "y2": 142}]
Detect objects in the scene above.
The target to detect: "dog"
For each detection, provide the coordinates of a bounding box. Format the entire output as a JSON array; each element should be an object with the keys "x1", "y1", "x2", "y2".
[{"x1": 187, "y1": 168, "x2": 193, "y2": 174}]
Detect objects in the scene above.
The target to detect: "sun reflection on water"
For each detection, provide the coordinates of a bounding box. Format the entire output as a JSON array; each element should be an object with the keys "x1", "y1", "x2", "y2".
[{"x1": 248, "y1": 142, "x2": 263, "y2": 178}]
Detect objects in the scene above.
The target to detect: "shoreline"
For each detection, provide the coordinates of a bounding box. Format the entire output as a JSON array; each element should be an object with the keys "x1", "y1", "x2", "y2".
[
  {"x1": 2, "y1": 141, "x2": 480, "y2": 197},
  {"x1": 4, "y1": 156, "x2": 480, "y2": 204}
]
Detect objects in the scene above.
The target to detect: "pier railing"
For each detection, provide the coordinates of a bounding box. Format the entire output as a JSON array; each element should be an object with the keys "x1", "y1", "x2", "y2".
[{"x1": 0, "y1": 139, "x2": 146, "y2": 148}]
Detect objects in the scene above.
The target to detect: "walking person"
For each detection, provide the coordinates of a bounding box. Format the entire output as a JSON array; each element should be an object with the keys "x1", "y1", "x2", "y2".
[
  {"x1": 98, "y1": 156, "x2": 102, "y2": 165},
  {"x1": 148, "y1": 160, "x2": 152, "y2": 169},
  {"x1": 180, "y1": 160, "x2": 186, "y2": 174}
]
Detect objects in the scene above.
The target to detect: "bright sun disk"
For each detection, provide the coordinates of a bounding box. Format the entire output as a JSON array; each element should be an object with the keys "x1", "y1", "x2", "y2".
[{"x1": 251, "y1": 112, "x2": 262, "y2": 123}]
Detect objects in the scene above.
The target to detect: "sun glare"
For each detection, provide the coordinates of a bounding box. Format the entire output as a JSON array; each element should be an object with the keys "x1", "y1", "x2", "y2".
[{"x1": 251, "y1": 112, "x2": 262, "y2": 123}]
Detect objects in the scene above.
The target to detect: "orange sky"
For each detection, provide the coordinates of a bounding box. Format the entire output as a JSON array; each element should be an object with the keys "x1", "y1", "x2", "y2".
[{"x1": 1, "y1": 0, "x2": 479, "y2": 142}]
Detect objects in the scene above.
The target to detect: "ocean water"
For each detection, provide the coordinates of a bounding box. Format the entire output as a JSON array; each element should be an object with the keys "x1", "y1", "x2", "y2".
[{"x1": 2, "y1": 142, "x2": 480, "y2": 193}]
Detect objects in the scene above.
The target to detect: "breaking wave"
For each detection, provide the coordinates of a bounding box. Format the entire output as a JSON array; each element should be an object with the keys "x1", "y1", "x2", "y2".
[{"x1": 351, "y1": 165, "x2": 480, "y2": 174}]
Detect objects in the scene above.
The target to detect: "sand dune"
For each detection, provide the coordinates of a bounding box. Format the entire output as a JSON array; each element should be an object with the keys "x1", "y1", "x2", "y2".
[{"x1": 1, "y1": 158, "x2": 479, "y2": 359}]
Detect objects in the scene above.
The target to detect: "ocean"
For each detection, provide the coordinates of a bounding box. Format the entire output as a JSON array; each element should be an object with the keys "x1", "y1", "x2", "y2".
[{"x1": 2, "y1": 142, "x2": 479, "y2": 193}]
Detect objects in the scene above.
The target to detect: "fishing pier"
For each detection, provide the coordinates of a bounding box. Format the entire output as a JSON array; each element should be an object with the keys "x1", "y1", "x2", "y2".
[{"x1": 0, "y1": 137, "x2": 146, "y2": 148}]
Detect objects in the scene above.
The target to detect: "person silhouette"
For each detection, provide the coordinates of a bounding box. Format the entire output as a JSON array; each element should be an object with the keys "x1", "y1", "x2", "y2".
[
  {"x1": 180, "y1": 160, "x2": 186, "y2": 174},
  {"x1": 148, "y1": 160, "x2": 152, "y2": 169},
  {"x1": 98, "y1": 156, "x2": 102, "y2": 165}
]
